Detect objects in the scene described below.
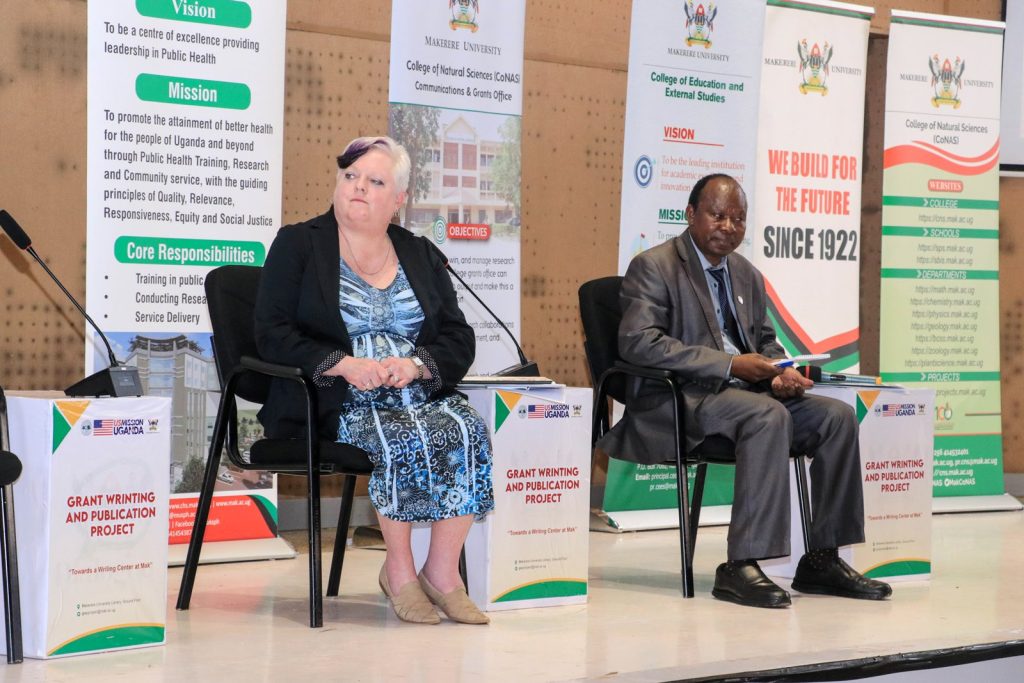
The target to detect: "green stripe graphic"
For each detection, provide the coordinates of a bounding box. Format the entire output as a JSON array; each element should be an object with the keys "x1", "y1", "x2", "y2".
[
  {"x1": 882, "y1": 196, "x2": 999, "y2": 210},
  {"x1": 880, "y1": 268, "x2": 998, "y2": 280},
  {"x1": 767, "y1": 0, "x2": 872, "y2": 20},
  {"x1": 891, "y1": 16, "x2": 1003, "y2": 34},
  {"x1": 494, "y1": 580, "x2": 587, "y2": 602},
  {"x1": 50, "y1": 625, "x2": 165, "y2": 655},
  {"x1": 135, "y1": 0, "x2": 252, "y2": 28},
  {"x1": 881, "y1": 372, "x2": 1000, "y2": 383},
  {"x1": 881, "y1": 226, "x2": 999, "y2": 239}
]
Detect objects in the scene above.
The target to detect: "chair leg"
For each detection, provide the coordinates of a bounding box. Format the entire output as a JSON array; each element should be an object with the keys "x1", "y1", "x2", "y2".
[
  {"x1": 688, "y1": 463, "x2": 708, "y2": 563},
  {"x1": 0, "y1": 483, "x2": 22, "y2": 664},
  {"x1": 459, "y1": 545, "x2": 468, "y2": 588},
  {"x1": 793, "y1": 455, "x2": 813, "y2": 551},
  {"x1": 675, "y1": 454, "x2": 695, "y2": 598},
  {"x1": 326, "y1": 474, "x2": 357, "y2": 598},
  {"x1": 306, "y1": 468, "x2": 323, "y2": 628},
  {"x1": 176, "y1": 387, "x2": 234, "y2": 613}
]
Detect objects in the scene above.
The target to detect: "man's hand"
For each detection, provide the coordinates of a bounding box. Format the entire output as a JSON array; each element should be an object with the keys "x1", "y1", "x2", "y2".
[
  {"x1": 730, "y1": 354, "x2": 785, "y2": 383},
  {"x1": 770, "y1": 367, "x2": 813, "y2": 398}
]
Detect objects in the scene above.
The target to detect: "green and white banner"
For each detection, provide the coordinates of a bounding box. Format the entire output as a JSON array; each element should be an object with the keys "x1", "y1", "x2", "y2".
[
  {"x1": 751, "y1": 0, "x2": 873, "y2": 371},
  {"x1": 87, "y1": 1, "x2": 287, "y2": 547},
  {"x1": 880, "y1": 10, "x2": 1005, "y2": 498},
  {"x1": 388, "y1": 0, "x2": 526, "y2": 374},
  {"x1": 608, "y1": 0, "x2": 767, "y2": 528}
]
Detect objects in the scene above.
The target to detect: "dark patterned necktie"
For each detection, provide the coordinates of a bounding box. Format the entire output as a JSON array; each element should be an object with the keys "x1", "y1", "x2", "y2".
[{"x1": 707, "y1": 267, "x2": 746, "y2": 353}]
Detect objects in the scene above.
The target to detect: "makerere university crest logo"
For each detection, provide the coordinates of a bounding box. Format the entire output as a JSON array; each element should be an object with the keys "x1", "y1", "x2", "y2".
[
  {"x1": 684, "y1": 2, "x2": 717, "y2": 49},
  {"x1": 449, "y1": 0, "x2": 479, "y2": 32},
  {"x1": 797, "y1": 39, "x2": 832, "y2": 95},
  {"x1": 929, "y1": 54, "x2": 965, "y2": 108}
]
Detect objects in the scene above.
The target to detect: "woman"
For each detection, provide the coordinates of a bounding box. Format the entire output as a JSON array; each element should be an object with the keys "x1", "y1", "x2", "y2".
[{"x1": 254, "y1": 136, "x2": 494, "y2": 625}]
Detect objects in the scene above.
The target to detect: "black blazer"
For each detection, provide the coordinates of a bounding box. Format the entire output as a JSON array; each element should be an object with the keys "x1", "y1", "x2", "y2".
[{"x1": 254, "y1": 208, "x2": 475, "y2": 439}]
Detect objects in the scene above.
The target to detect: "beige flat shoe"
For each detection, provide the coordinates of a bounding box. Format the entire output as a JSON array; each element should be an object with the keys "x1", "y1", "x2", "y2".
[
  {"x1": 379, "y1": 566, "x2": 440, "y2": 624},
  {"x1": 418, "y1": 572, "x2": 490, "y2": 625}
]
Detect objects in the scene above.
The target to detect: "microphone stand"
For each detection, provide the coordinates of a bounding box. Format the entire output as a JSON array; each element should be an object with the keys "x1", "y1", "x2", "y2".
[
  {"x1": 0, "y1": 210, "x2": 142, "y2": 397},
  {"x1": 26, "y1": 246, "x2": 119, "y2": 369},
  {"x1": 444, "y1": 264, "x2": 540, "y2": 377}
]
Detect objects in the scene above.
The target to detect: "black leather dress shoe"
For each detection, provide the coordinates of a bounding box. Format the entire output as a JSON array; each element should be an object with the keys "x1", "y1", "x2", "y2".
[
  {"x1": 791, "y1": 550, "x2": 893, "y2": 600},
  {"x1": 712, "y1": 560, "x2": 791, "y2": 608}
]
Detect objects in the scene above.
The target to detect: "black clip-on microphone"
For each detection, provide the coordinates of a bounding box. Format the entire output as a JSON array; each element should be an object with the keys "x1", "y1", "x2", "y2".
[
  {"x1": 443, "y1": 261, "x2": 540, "y2": 377},
  {"x1": 0, "y1": 210, "x2": 142, "y2": 397}
]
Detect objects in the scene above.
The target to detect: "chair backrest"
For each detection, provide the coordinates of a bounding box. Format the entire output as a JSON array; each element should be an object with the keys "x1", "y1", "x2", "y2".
[
  {"x1": 205, "y1": 265, "x2": 269, "y2": 404},
  {"x1": 578, "y1": 276, "x2": 627, "y2": 402}
]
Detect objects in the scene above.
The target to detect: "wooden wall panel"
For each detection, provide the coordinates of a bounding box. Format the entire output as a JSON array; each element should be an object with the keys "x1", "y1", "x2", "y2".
[
  {"x1": 281, "y1": 31, "x2": 390, "y2": 222},
  {"x1": 519, "y1": 60, "x2": 625, "y2": 387},
  {"x1": 2, "y1": 0, "x2": 1021, "y2": 482},
  {"x1": 0, "y1": 0, "x2": 88, "y2": 391}
]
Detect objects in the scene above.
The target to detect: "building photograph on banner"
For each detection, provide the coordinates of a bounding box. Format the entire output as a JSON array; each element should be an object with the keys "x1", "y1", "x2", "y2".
[
  {"x1": 879, "y1": 10, "x2": 1005, "y2": 500},
  {"x1": 85, "y1": 1, "x2": 287, "y2": 544},
  {"x1": 388, "y1": 0, "x2": 526, "y2": 375},
  {"x1": 750, "y1": 0, "x2": 873, "y2": 372}
]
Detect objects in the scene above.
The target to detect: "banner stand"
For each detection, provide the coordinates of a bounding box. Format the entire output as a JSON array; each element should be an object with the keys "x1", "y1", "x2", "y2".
[
  {"x1": 590, "y1": 506, "x2": 731, "y2": 533},
  {"x1": 167, "y1": 538, "x2": 295, "y2": 567},
  {"x1": 933, "y1": 495, "x2": 1022, "y2": 514}
]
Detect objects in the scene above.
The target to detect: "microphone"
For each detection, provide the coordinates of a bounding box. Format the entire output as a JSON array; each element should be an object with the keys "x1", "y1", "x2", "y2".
[
  {"x1": 0, "y1": 452, "x2": 22, "y2": 487},
  {"x1": 799, "y1": 366, "x2": 881, "y2": 385},
  {"x1": 0, "y1": 210, "x2": 142, "y2": 397},
  {"x1": 443, "y1": 261, "x2": 540, "y2": 377}
]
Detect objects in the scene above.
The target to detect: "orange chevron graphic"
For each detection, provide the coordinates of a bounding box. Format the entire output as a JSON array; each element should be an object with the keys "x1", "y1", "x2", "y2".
[
  {"x1": 857, "y1": 390, "x2": 881, "y2": 411},
  {"x1": 55, "y1": 400, "x2": 90, "y2": 427}
]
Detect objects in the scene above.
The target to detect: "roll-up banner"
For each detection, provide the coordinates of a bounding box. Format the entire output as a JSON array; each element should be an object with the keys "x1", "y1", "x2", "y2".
[
  {"x1": 606, "y1": 1, "x2": 767, "y2": 530},
  {"x1": 879, "y1": 11, "x2": 1013, "y2": 506},
  {"x1": 87, "y1": 1, "x2": 289, "y2": 551},
  {"x1": 387, "y1": 0, "x2": 526, "y2": 375},
  {"x1": 751, "y1": 0, "x2": 873, "y2": 371}
]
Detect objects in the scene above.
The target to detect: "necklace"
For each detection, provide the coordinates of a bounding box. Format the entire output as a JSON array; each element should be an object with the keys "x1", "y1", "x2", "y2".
[{"x1": 339, "y1": 228, "x2": 393, "y2": 276}]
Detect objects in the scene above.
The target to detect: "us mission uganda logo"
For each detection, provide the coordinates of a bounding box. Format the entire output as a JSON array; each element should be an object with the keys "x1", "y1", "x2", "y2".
[
  {"x1": 929, "y1": 54, "x2": 965, "y2": 108},
  {"x1": 450, "y1": 0, "x2": 479, "y2": 32},
  {"x1": 684, "y1": 2, "x2": 717, "y2": 49},
  {"x1": 874, "y1": 403, "x2": 926, "y2": 418},
  {"x1": 797, "y1": 39, "x2": 832, "y2": 95},
  {"x1": 85, "y1": 418, "x2": 152, "y2": 436}
]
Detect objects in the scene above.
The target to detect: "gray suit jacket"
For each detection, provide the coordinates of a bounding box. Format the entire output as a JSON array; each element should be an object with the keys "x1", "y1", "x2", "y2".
[{"x1": 597, "y1": 232, "x2": 785, "y2": 464}]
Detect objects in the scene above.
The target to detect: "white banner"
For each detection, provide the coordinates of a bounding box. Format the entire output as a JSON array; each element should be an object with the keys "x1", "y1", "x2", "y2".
[
  {"x1": 750, "y1": 0, "x2": 873, "y2": 371},
  {"x1": 3, "y1": 395, "x2": 170, "y2": 658},
  {"x1": 388, "y1": 0, "x2": 526, "y2": 374},
  {"x1": 617, "y1": 0, "x2": 767, "y2": 271},
  {"x1": 86, "y1": 1, "x2": 287, "y2": 545},
  {"x1": 607, "y1": 0, "x2": 767, "y2": 521},
  {"x1": 765, "y1": 386, "x2": 934, "y2": 581}
]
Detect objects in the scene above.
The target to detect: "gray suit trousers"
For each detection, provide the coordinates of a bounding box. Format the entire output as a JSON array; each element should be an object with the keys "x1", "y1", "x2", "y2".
[{"x1": 696, "y1": 388, "x2": 865, "y2": 561}]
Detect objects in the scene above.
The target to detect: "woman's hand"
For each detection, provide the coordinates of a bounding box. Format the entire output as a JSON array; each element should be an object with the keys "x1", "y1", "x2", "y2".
[
  {"x1": 380, "y1": 356, "x2": 427, "y2": 389},
  {"x1": 331, "y1": 356, "x2": 391, "y2": 391}
]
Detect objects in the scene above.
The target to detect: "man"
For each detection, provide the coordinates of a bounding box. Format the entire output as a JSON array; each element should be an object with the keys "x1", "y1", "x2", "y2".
[{"x1": 598, "y1": 173, "x2": 890, "y2": 608}]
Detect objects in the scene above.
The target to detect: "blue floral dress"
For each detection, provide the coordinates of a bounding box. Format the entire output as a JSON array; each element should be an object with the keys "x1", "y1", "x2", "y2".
[{"x1": 336, "y1": 259, "x2": 495, "y2": 522}]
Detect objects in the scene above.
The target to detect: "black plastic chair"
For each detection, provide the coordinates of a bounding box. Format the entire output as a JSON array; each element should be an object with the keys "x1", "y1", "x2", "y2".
[
  {"x1": 0, "y1": 387, "x2": 23, "y2": 663},
  {"x1": 175, "y1": 265, "x2": 373, "y2": 628},
  {"x1": 579, "y1": 276, "x2": 812, "y2": 598}
]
